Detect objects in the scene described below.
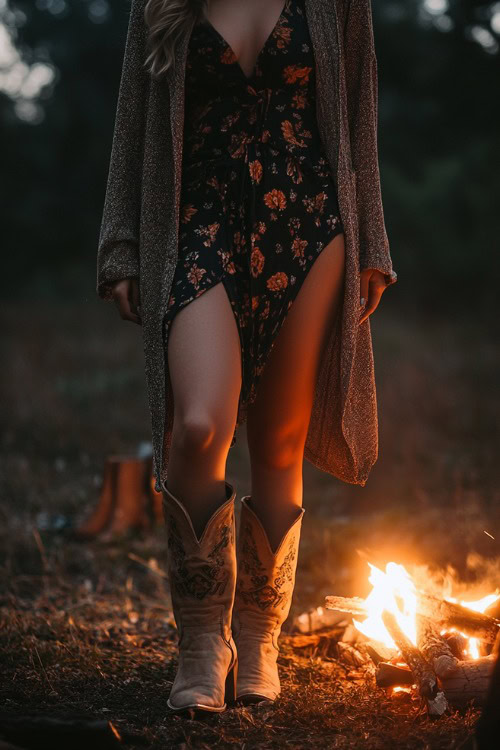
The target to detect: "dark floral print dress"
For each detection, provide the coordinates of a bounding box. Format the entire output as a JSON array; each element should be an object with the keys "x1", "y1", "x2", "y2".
[{"x1": 163, "y1": 0, "x2": 344, "y2": 448}]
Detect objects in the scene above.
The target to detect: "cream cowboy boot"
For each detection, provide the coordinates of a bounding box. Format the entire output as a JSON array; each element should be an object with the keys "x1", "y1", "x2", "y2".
[
  {"x1": 233, "y1": 496, "x2": 305, "y2": 702},
  {"x1": 161, "y1": 480, "x2": 238, "y2": 712}
]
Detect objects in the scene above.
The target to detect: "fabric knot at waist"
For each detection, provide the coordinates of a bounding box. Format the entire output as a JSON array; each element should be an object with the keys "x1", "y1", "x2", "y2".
[
  {"x1": 239, "y1": 84, "x2": 273, "y2": 147},
  {"x1": 182, "y1": 84, "x2": 316, "y2": 181}
]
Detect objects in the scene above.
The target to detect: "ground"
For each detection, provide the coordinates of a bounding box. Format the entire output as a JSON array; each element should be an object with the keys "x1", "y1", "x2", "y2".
[{"x1": 1, "y1": 299, "x2": 498, "y2": 749}]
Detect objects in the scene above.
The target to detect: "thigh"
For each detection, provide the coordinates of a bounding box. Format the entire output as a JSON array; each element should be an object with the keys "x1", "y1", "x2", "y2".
[
  {"x1": 246, "y1": 232, "x2": 346, "y2": 447},
  {"x1": 167, "y1": 281, "x2": 242, "y2": 433}
]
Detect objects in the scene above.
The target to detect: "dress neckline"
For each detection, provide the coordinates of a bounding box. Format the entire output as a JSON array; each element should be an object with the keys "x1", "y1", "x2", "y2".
[{"x1": 200, "y1": 0, "x2": 289, "y2": 82}]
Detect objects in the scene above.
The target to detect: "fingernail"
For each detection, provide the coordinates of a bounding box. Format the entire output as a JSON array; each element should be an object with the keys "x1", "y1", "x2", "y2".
[{"x1": 360, "y1": 297, "x2": 366, "y2": 307}]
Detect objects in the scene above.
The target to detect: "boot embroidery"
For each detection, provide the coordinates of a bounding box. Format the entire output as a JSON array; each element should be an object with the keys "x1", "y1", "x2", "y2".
[
  {"x1": 166, "y1": 514, "x2": 233, "y2": 599},
  {"x1": 237, "y1": 521, "x2": 296, "y2": 611}
]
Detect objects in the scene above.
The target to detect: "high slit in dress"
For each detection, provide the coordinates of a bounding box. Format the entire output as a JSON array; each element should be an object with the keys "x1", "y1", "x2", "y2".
[{"x1": 163, "y1": 0, "x2": 345, "y2": 449}]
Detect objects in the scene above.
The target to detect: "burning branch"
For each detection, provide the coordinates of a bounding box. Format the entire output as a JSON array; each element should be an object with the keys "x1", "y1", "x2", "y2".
[
  {"x1": 417, "y1": 615, "x2": 459, "y2": 678},
  {"x1": 382, "y1": 610, "x2": 449, "y2": 716},
  {"x1": 417, "y1": 593, "x2": 500, "y2": 644},
  {"x1": 325, "y1": 562, "x2": 499, "y2": 713},
  {"x1": 325, "y1": 594, "x2": 500, "y2": 644}
]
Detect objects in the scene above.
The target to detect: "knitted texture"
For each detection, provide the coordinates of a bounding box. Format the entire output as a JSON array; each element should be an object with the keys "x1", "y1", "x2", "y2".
[{"x1": 96, "y1": 0, "x2": 398, "y2": 492}]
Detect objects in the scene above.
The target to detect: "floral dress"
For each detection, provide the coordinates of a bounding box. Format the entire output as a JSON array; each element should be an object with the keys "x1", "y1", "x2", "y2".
[{"x1": 163, "y1": 0, "x2": 344, "y2": 448}]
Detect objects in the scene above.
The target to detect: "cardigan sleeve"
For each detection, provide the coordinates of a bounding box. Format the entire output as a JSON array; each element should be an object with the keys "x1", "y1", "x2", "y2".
[
  {"x1": 96, "y1": 0, "x2": 148, "y2": 302},
  {"x1": 343, "y1": 0, "x2": 397, "y2": 286}
]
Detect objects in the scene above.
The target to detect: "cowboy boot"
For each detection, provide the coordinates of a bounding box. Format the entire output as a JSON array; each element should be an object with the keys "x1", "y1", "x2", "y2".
[
  {"x1": 161, "y1": 479, "x2": 238, "y2": 712},
  {"x1": 233, "y1": 495, "x2": 305, "y2": 702}
]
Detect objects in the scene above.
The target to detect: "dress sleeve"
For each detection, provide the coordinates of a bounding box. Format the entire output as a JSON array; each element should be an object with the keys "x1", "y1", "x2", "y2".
[
  {"x1": 343, "y1": 0, "x2": 397, "y2": 287},
  {"x1": 96, "y1": 0, "x2": 149, "y2": 301}
]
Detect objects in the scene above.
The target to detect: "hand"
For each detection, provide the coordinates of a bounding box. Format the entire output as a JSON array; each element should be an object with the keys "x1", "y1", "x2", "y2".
[
  {"x1": 359, "y1": 269, "x2": 387, "y2": 325},
  {"x1": 111, "y1": 277, "x2": 141, "y2": 325}
]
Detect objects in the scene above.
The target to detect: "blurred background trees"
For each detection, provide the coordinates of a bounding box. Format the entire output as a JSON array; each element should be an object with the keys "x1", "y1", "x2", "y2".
[{"x1": 0, "y1": 0, "x2": 499, "y2": 312}]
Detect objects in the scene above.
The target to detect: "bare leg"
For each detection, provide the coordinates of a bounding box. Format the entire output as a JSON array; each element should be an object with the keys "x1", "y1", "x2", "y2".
[
  {"x1": 166, "y1": 281, "x2": 242, "y2": 537},
  {"x1": 246, "y1": 232, "x2": 346, "y2": 551}
]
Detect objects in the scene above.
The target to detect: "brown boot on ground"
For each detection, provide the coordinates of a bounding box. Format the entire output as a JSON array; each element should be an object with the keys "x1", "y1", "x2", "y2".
[
  {"x1": 162, "y1": 480, "x2": 238, "y2": 713},
  {"x1": 232, "y1": 496, "x2": 304, "y2": 703}
]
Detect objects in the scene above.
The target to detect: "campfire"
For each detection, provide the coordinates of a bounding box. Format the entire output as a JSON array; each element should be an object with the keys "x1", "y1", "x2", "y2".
[{"x1": 323, "y1": 562, "x2": 500, "y2": 717}]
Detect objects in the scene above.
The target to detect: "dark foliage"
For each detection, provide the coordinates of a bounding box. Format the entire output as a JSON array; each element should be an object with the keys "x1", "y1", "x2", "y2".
[{"x1": 0, "y1": 1, "x2": 499, "y2": 310}]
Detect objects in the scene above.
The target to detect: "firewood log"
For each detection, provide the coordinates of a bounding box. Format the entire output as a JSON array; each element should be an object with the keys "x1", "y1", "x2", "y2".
[
  {"x1": 441, "y1": 656, "x2": 495, "y2": 710},
  {"x1": 484, "y1": 598, "x2": 500, "y2": 621},
  {"x1": 374, "y1": 655, "x2": 495, "y2": 709},
  {"x1": 444, "y1": 632, "x2": 469, "y2": 661},
  {"x1": 416, "y1": 614, "x2": 494, "y2": 707},
  {"x1": 325, "y1": 596, "x2": 367, "y2": 617},
  {"x1": 381, "y1": 611, "x2": 439, "y2": 701},
  {"x1": 417, "y1": 614, "x2": 459, "y2": 678},
  {"x1": 417, "y1": 593, "x2": 500, "y2": 645},
  {"x1": 325, "y1": 594, "x2": 500, "y2": 644}
]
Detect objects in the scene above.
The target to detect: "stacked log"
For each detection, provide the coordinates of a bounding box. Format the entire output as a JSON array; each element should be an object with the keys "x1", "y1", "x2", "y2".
[{"x1": 325, "y1": 591, "x2": 499, "y2": 712}]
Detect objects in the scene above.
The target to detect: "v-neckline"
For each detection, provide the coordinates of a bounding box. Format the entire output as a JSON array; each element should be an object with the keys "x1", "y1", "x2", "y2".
[{"x1": 202, "y1": 0, "x2": 288, "y2": 82}]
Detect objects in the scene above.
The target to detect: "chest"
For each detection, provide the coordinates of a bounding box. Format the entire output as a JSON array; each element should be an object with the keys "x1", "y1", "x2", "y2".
[
  {"x1": 162, "y1": 0, "x2": 348, "y2": 194},
  {"x1": 183, "y1": 0, "x2": 318, "y2": 142},
  {"x1": 198, "y1": 0, "x2": 291, "y2": 80},
  {"x1": 188, "y1": 0, "x2": 312, "y2": 89}
]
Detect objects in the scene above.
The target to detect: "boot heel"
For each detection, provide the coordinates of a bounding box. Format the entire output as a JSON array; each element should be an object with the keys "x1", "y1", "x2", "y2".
[{"x1": 224, "y1": 658, "x2": 238, "y2": 704}]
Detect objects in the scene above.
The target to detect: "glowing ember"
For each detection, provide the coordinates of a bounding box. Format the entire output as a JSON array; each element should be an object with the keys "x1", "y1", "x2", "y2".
[{"x1": 353, "y1": 562, "x2": 500, "y2": 660}]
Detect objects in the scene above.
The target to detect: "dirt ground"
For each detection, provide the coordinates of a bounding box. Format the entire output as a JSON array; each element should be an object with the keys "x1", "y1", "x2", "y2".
[{"x1": 1, "y1": 300, "x2": 499, "y2": 749}]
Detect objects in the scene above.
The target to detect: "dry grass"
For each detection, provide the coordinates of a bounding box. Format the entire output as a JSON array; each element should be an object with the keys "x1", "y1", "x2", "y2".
[{"x1": 1, "y1": 300, "x2": 499, "y2": 748}]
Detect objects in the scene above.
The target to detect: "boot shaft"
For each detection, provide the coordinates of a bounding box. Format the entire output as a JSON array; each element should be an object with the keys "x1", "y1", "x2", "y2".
[
  {"x1": 162, "y1": 481, "x2": 237, "y2": 637},
  {"x1": 235, "y1": 496, "x2": 304, "y2": 628}
]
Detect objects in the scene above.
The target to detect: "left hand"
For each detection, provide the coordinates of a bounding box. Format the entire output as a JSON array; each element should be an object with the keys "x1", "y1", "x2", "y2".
[{"x1": 359, "y1": 269, "x2": 388, "y2": 325}]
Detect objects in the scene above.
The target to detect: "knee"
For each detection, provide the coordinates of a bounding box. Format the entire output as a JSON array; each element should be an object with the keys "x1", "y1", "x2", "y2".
[
  {"x1": 248, "y1": 424, "x2": 307, "y2": 471},
  {"x1": 172, "y1": 412, "x2": 220, "y2": 457}
]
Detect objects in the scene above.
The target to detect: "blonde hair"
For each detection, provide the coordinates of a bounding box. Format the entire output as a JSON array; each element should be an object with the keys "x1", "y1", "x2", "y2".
[{"x1": 144, "y1": 0, "x2": 207, "y2": 78}]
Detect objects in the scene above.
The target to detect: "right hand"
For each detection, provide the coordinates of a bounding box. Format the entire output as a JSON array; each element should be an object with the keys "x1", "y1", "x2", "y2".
[{"x1": 111, "y1": 277, "x2": 141, "y2": 325}]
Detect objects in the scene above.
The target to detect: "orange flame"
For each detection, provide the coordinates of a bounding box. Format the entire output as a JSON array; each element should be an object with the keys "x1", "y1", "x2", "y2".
[{"x1": 353, "y1": 562, "x2": 499, "y2": 660}]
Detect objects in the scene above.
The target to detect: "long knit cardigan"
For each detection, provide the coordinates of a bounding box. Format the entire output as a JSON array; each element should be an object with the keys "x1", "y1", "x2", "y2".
[{"x1": 96, "y1": 0, "x2": 398, "y2": 493}]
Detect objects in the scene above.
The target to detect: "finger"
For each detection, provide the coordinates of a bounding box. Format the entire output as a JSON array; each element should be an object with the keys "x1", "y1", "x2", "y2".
[
  {"x1": 113, "y1": 286, "x2": 141, "y2": 325},
  {"x1": 359, "y1": 279, "x2": 384, "y2": 325}
]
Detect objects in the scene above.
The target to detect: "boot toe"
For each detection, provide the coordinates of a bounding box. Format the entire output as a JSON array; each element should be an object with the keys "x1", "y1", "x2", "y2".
[
  {"x1": 168, "y1": 630, "x2": 234, "y2": 711},
  {"x1": 168, "y1": 687, "x2": 226, "y2": 712},
  {"x1": 236, "y1": 677, "x2": 280, "y2": 703},
  {"x1": 234, "y1": 629, "x2": 280, "y2": 702}
]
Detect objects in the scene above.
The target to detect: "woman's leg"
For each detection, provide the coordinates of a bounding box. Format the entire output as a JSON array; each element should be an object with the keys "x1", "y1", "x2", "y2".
[
  {"x1": 166, "y1": 281, "x2": 242, "y2": 537},
  {"x1": 246, "y1": 232, "x2": 346, "y2": 551}
]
